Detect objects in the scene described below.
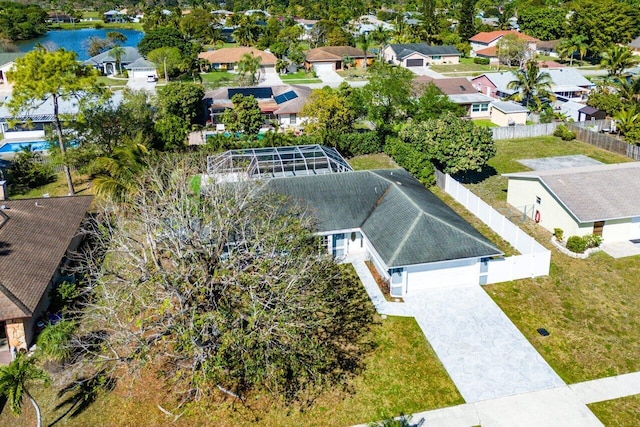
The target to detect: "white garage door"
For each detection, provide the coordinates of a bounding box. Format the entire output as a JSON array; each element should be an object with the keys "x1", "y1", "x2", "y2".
[
  {"x1": 405, "y1": 259, "x2": 478, "y2": 292},
  {"x1": 312, "y1": 62, "x2": 335, "y2": 73}
]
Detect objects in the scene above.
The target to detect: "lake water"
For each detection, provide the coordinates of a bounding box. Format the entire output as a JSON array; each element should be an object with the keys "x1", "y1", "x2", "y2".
[{"x1": 14, "y1": 28, "x2": 144, "y2": 61}]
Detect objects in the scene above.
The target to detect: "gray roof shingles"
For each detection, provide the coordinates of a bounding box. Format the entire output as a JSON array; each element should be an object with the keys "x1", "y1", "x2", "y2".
[
  {"x1": 389, "y1": 43, "x2": 460, "y2": 59},
  {"x1": 0, "y1": 196, "x2": 92, "y2": 321},
  {"x1": 267, "y1": 169, "x2": 501, "y2": 267},
  {"x1": 504, "y1": 162, "x2": 640, "y2": 222}
]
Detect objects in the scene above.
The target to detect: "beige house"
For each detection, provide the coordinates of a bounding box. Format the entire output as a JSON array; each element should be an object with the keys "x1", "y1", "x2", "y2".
[
  {"x1": 490, "y1": 101, "x2": 528, "y2": 126},
  {"x1": 304, "y1": 46, "x2": 373, "y2": 72},
  {"x1": 381, "y1": 43, "x2": 460, "y2": 68},
  {"x1": 0, "y1": 192, "x2": 92, "y2": 359},
  {"x1": 504, "y1": 162, "x2": 640, "y2": 242},
  {"x1": 198, "y1": 47, "x2": 277, "y2": 73}
]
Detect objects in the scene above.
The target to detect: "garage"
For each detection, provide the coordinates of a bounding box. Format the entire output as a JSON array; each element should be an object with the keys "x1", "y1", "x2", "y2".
[
  {"x1": 405, "y1": 258, "x2": 479, "y2": 292},
  {"x1": 312, "y1": 62, "x2": 335, "y2": 73},
  {"x1": 406, "y1": 58, "x2": 424, "y2": 67}
]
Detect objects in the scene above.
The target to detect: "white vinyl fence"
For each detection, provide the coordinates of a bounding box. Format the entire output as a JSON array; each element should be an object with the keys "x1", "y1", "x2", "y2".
[{"x1": 444, "y1": 174, "x2": 550, "y2": 284}]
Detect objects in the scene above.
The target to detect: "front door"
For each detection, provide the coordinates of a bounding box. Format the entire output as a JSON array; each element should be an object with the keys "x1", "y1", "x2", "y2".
[
  {"x1": 332, "y1": 234, "x2": 346, "y2": 257},
  {"x1": 593, "y1": 221, "x2": 605, "y2": 236}
]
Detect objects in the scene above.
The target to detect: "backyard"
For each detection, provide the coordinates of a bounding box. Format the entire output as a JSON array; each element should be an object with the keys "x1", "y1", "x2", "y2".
[{"x1": 0, "y1": 316, "x2": 463, "y2": 426}]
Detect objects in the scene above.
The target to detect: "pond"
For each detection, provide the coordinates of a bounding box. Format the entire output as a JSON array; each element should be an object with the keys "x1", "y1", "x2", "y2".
[{"x1": 14, "y1": 28, "x2": 144, "y2": 61}]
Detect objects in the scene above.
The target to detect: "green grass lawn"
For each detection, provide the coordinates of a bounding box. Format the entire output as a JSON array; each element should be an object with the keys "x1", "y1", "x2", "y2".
[
  {"x1": 280, "y1": 71, "x2": 322, "y2": 84},
  {"x1": 348, "y1": 153, "x2": 398, "y2": 170},
  {"x1": 51, "y1": 21, "x2": 143, "y2": 31},
  {"x1": 199, "y1": 71, "x2": 239, "y2": 89},
  {"x1": 465, "y1": 136, "x2": 640, "y2": 384},
  {"x1": 0, "y1": 316, "x2": 462, "y2": 426},
  {"x1": 337, "y1": 68, "x2": 370, "y2": 80},
  {"x1": 472, "y1": 119, "x2": 498, "y2": 127},
  {"x1": 430, "y1": 57, "x2": 498, "y2": 74},
  {"x1": 96, "y1": 76, "x2": 127, "y2": 88},
  {"x1": 9, "y1": 171, "x2": 93, "y2": 199},
  {"x1": 589, "y1": 395, "x2": 640, "y2": 426}
]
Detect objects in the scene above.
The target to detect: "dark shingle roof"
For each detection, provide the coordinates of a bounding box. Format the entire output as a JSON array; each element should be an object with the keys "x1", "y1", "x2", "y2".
[
  {"x1": 388, "y1": 43, "x2": 460, "y2": 59},
  {"x1": 266, "y1": 169, "x2": 501, "y2": 267},
  {"x1": 83, "y1": 46, "x2": 142, "y2": 66},
  {"x1": 0, "y1": 196, "x2": 92, "y2": 321}
]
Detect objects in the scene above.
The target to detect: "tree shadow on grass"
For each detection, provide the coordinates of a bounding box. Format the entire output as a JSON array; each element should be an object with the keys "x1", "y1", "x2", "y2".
[
  {"x1": 48, "y1": 371, "x2": 116, "y2": 427},
  {"x1": 452, "y1": 164, "x2": 498, "y2": 184}
]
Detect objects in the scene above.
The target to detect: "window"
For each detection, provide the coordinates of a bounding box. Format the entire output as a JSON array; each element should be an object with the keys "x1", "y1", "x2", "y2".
[
  {"x1": 472, "y1": 103, "x2": 489, "y2": 112},
  {"x1": 290, "y1": 114, "x2": 297, "y2": 125},
  {"x1": 536, "y1": 196, "x2": 541, "y2": 204},
  {"x1": 431, "y1": 55, "x2": 442, "y2": 60}
]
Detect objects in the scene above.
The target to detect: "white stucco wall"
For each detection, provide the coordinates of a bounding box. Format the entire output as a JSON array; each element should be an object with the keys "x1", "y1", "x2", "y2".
[
  {"x1": 404, "y1": 258, "x2": 479, "y2": 293},
  {"x1": 491, "y1": 108, "x2": 527, "y2": 126}
]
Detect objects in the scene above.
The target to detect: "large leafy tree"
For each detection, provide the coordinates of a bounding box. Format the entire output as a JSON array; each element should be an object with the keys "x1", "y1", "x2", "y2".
[
  {"x1": 0, "y1": 2, "x2": 48, "y2": 41},
  {"x1": 398, "y1": 112, "x2": 496, "y2": 175},
  {"x1": 148, "y1": 46, "x2": 184, "y2": 81},
  {"x1": 496, "y1": 34, "x2": 529, "y2": 68},
  {"x1": 600, "y1": 45, "x2": 639, "y2": 78},
  {"x1": 411, "y1": 82, "x2": 465, "y2": 121},
  {"x1": 156, "y1": 82, "x2": 205, "y2": 125},
  {"x1": 220, "y1": 94, "x2": 263, "y2": 135},
  {"x1": 507, "y1": 61, "x2": 554, "y2": 112},
  {"x1": 300, "y1": 85, "x2": 359, "y2": 144},
  {"x1": 567, "y1": 0, "x2": 638, "y2": 52},
  {"x1": 0, "y1": 353, "x2": 50, "y2": 427},
  {"x1": 517, "y1": 7, "x2": 566, "y2": 41},
  {"x1": 360, "y1": 63, "x2": 415, "y2": 139},
  {"x1": 75, "y1": 157, "x2": 375, "y2": 403},
  {"x1": 137, "y1": 27, "x2": 197, "y2": 57},
  {"x1": 6, "y1": 48, "x2": 104, "y2": 195}
]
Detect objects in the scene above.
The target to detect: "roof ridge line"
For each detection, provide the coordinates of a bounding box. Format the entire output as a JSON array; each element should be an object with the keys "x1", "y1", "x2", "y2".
[
  {"x1": 372, "y1": 170, "x2": 501, "y2": 252},
  {"x1": 0, "y1": 280, "x2": 32, "y2": 317},
  {"x1": 387, "y1": 214, "x2": 422, "y2": 266}
]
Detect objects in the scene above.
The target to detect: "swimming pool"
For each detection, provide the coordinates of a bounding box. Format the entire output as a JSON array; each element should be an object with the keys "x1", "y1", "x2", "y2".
[{"x1": 0, "y1": 140, "x2": 51, "y2": 153}]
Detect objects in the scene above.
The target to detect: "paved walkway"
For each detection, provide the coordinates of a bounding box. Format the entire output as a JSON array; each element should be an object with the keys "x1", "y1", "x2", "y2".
[
  {"x1": 601, "y1": 240, "x2": 640, "y2": 258},
  {"x1": 405, "y1": 286, "x2": 565, "y2": 403}
]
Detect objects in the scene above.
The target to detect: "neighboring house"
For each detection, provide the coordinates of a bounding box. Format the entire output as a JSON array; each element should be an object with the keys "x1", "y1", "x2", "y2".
[
  {"x1": 103, "y1": 10, "x2": 128, "y2": 23},
  {"x1": 125, "y1": 57, "x2": 158, "y2": 79},
  {"x1": 352, "y1": 15, "x2": 394, "y2": 34},
  {"x1": 382, "y1": 43, "x2": 461, "y2": 67},
  {"x1": 413, "y1": 76, "x2": 494, "y2": 118},
  {"x1": 469, "y1": 30, "x2": 539, "y2": 57},
  {"x1": 203, "y1": 85, "x2": 311, "y2": 129},
  {"x1": 295, "y1": 18, "x2": 318, "y2": 40},
  {"x1": 304, "y1": 46, "x2": 372, "y2": 72},
  {"x1": 490, "y1": 101, "x2": 529, "y2": 126},
  {"x1": 504, "y1": 162, "x2": 640, "y2": 243},
  {"x1": 207, "y1": 148, "x2": 502, "y2": 296},
  {"x1": 0, "y1": 193, "x2": 93, "y2": 356},
  {"x1": 0, "y1": 92, "x2": 123, "y2": 141},
  {"x1": 46, "y1": 12, "x2": 77, "y2": 23},
  {"x1": 0, "y1": 52, "x2": 24, "y2": 86},
  {"x1": 577, "y1": 105, "x2": 606, "y2": 121},
  {"x1": 537, "y1": 40, "x2": 559, "y2": 58},
  {"x1": 83, "y1": 46, "x2": 143, "y2": 75},
  {"x1": 198, "y1": 47, "x2": 277, "y2": 74},
  {"x1": 471, "y1": 68, "x2": 594, "y2": 102}
]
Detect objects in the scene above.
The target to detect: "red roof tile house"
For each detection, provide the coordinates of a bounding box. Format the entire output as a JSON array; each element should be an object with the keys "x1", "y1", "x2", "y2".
[
  {"x1": 0, "y1": 192, "x2": 92, "y2": 359},
  {"x1": 198, "y1": 47, "x2": 277, "y2": 73},
  {"x1": 469, "y1": 31, "x2": 539, "y2": 64},
  {"x1": 304, "y1": 46, "x2": 372, "y2": 72}
]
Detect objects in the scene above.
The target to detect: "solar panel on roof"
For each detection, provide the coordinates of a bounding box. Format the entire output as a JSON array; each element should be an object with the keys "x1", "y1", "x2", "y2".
[
  {"x1": 229, "y1": 87, "x2": 273, "y2": 99},
  {"x1": 274, "y1": 90, "x2": 298, "y2": 104}
]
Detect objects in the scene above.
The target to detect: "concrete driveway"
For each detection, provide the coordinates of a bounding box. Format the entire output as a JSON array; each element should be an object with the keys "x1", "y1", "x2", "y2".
[
  {"x1": 258, "y1": 71, "x2": 283, "y2": 86},
  {"x1": 313, "y1": 67, "x2": 344, "y2": 87},
  {"x1": 409, "y1": 66, "x2": 446, "y2": 79},
  {"x1": 126, "y1": 78, "x2": 157, "y2": 92},
  {"x1": 404, "y1": 285, "x2": 565, "y2": 403}
]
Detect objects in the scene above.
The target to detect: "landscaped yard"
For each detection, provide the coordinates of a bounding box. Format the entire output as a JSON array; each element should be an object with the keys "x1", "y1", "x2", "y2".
[
  {"x1": 96, "y1": 76, "x2": 127, "y2": 88},
  {"x1": 348, "y1": 153, "x2": 398, "y2": 170},
  {"x1": 465, "y1": 136, "x2": 640, "y2": 384},
  {"x1": 589, "y1": 395, "x2": 640, "y2": 426},
  {"x1": 430, "y1": 57, "x2": 500, "y2": 75},
  {"x1": 0, "y1": 316, "x2": 463, "y2": 426},
  {"x1": 200, "y1": 71, "x2": 239, "y2": 89},
  {"x1": 280, "y1": 70, "x2": 322, "y2": 84},
  {"x1": 9, "y1": 171, "x2": 93, "y2": 199},
  {"x1": 337, "y1": 68, "x2": 370, "y2": 80}
]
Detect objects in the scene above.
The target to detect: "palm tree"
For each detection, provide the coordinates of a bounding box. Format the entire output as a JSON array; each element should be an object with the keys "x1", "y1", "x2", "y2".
[
  {"x1": 110, "y1": 45, "x2": 125, "y2": 76},
  {"x1": 617, "y1": 78, "x2": 640, "y2": 104},
  {"x1": 357, "y1": 33, "x2": 371, "y2": 69},
  {"x1": 507, "y1": 61, "x2": 554, "y2": 112},
  {"x1": 600, "y1": 45, "x2": 640, "y2": 77},
  {"x1": 236, "y1": 52, "x2": 262, "y2": 85},
  {"x1": 613, "y1": 106, "x2": 640, "y2": 135},
  {"x1": 370, "y1": 25, "x2": 391, "y2": 50},
  {"x1": 0, "y1": 353, "x2": 50, "y2": 427},
  {"x1": 558, "y1": 35, "x2": 588, "y2": 66}
]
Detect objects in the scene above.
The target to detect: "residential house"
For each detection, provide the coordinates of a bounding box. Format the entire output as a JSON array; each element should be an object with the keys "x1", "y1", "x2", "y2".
[
  {"x1": 629, "y1": 36, "x2": 640, "y2": 55},
  {"x1": 295, "y1": 18, "x2": 318, "y2": 41},
  {"x1": 382, "y1": 43, "x2": 461, "y2": 67},
  {"x1": 413, "y1": 76, "x2": 494, "y2": 118},
  {"x1": 537, "y1": 40, "x2": 559, "y2": 58},
  {"x1": 304, "y1": 46, "x2": 372, "y2": 72},
  {"x1": 504, "y1": 162, "x2": 640, "y2": 243},
  {"x1": 103, "y1": 10, "x2": 128, "y2": 23},
  {"x1": 0, "y1": 52, "x2": 24, "y2": 86},
  {"x1": 203, "y1": 85, "x2": 311, "y2": 129},
  {"x1": 125, "y1": 58, "x2": 158, "y2": 79},
  {"x1": 198, "y1": 47, "x2": 277, "y2": 74},
  {"x1": 469, "y1": 30, "x2": 539, "y2": 58},
  {"x1": 207, "y1": 148, "x2": 503, "y2": 296},
  {"x1": 490, "y1": 101, "x2": 528, "y2": 126},
  {"x1": 46, "y1": 12, "x2": 77, "y2": 23},
  {"x1": 0, "y1": 193, "x2": 93, "y2": 358},
  {"x1": 471, "y1": 68, "x2": 594, "y2": 102},
  {"x1": 83, "y1": 46, "x2": 143, "y2": 75}
]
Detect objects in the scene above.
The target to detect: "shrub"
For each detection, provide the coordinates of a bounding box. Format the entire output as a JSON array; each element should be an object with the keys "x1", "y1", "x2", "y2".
[
  {"x1": 553, "y1": 228, "x2": 564, "y2": 242},
  {"x1": 583, "y1": 233, "x2": 603, "y2": 248},
  {"x1": 473, "y1": 57, "x2": 490, "y2": 65},
  {"x1": 7, "y1": 147, "x2": 56, "y2": 193},
  {"x1": 566, "y1": 235, "x2": 587, "y2": 253},
  {"x1": 553, "y1": 124, "x2": 576, "y2": 141},
  {"x1": 336, "y1": 132, "x2": 382, "y2": 157},
  {"x1": 384, "y1": 137, "x2": 435, "y2": 186}
]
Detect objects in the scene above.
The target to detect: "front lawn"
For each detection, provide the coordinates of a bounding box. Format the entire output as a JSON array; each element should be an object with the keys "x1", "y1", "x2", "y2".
[
  {"x1": 430, "y1": 57, "x2": 498, "y2": 74},
  {"x1": 472, "y1": 119, "x2": 498, "y2": 127},
  {"x1": 200, "y1": 71, "x2": 239, "y2": 88},
  {"x1": 0, "y1": 316, "x2": 463, "y2": 426},
  {"x1": 280, "y1": 71, "x2": 322, "y2": 84},
  {"x1": 466, "y1": 136, "x2": 640, "y2": 384},
  {"x1": 589, "y1": 395, "x2": 640, "y2": 426}
]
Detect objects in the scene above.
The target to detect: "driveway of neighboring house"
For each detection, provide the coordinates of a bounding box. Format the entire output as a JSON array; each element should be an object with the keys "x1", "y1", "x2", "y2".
[
  {"x1": 403, "y1": 285, "x2": 565, "y2": 403},
  {"x1": 126, "y1": 78, "x2": 157, "y2": 92},
  {"x1": 409, "y1": 66, "x2": 446, "y2": 79},
  {"x1": 258, "y1": 70, "x2": 284, "y2": 86},
  {"x1": 313, "y1": 67, "x2": 344, "y2": 87}
]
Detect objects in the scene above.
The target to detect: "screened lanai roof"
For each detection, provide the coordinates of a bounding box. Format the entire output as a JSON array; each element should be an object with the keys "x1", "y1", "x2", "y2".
[{"x1": 207, "y1": 145, "x2": 352, "y2": 179}]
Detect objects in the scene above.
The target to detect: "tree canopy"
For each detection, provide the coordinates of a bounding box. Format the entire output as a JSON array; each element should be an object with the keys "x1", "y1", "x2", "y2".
[
  {"x1": 220, "y1": 94, "x2": 264, "y2": 135},
  {"x1": 0, "y1": 2, "x2": 48, "y2": 41},
  {"x1": 74, "y1": 157, "x2": 375, "y2": 403},
  {"x1": 300, "y1": 85, "x2": 359, "y2": 144}
]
